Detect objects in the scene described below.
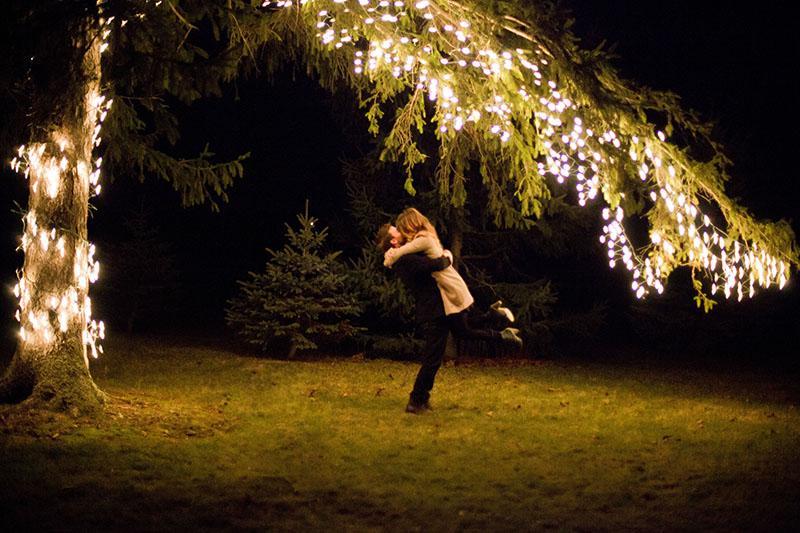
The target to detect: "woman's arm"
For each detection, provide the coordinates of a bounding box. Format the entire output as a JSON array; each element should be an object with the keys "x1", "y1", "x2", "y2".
[{"x1": 383, "y1": 235, "x2": 435, "y2": 267}]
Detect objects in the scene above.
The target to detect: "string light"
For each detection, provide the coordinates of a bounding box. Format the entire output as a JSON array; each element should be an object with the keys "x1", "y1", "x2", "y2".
[
  {"x1": 259, "y1": 0, "x2": 792, "y2": 303},
  {"x1": 9, "y1": 1, "x2": 113, "y2": 362},
  {"x1": 11, "y1": 0, "x2": 789, "y2": 364}
]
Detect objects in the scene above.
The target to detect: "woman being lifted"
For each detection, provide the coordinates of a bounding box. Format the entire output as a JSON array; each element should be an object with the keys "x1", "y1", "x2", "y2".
[{"x1": 384, "y1": 207, "x2": 522, "y2": 348}]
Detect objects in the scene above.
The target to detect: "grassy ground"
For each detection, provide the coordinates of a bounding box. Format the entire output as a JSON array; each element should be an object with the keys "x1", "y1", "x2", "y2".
[{"x1": 2, "y1": 337, "x2": 799, "y2": 531}]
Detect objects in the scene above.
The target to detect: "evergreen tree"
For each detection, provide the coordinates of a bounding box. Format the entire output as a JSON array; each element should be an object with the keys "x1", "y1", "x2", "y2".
[
  {"x1": 0, "y1": 1, "x2": 273, "y2": 409},
  {"x1": 344, "y1": 154, "x2": 605, "y2": 356},
  {"x1": 343, "y1": 159, "x2": 415, "y2": 332},
  {"x1": 257, "y1": 0, "x2": 797, "y2": 306},
  {"x1": 226, "y1": 203, "x2": 361, "y2": 358},
  {"x1": 2, "y1": 0, "x2": 796, "y2": 409}
]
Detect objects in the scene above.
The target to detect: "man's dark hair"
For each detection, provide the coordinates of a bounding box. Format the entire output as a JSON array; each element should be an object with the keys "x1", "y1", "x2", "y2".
[{"x1": 375, "y1": 223, "x2": 393, "y2": 253}]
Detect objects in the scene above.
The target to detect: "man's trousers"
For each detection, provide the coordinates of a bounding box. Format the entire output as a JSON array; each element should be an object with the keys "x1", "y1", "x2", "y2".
[{"x1": 410, "y1": 317, "x2": 450, "y2": 405}]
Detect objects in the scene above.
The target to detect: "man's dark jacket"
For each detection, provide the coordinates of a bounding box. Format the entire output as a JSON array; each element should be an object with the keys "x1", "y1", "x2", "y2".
[{"x1": 392, "y1": 253, "x2": 451, "y2": 324}]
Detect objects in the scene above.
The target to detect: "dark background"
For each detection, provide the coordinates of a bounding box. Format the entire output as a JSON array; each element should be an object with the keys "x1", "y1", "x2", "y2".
[{"x1": 1, "y1": 1, "x2": 798, "y2": 360}]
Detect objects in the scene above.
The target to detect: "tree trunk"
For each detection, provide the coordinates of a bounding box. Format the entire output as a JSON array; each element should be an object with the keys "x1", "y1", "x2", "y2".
[
  {"x1": 287, "y1": 342, "x2": 298, "y2": 359},
  {"x1": 448, "y1": 207, "x2": 465, "y2": 270},
  {"x1": 0, "y1": 22, "x2": 105, "y2": 412}
]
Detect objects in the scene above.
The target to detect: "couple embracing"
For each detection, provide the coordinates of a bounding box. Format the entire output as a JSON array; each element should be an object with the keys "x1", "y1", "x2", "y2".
[{"x1": 375, "y1": 208, "x2": 523, "y2": 414}]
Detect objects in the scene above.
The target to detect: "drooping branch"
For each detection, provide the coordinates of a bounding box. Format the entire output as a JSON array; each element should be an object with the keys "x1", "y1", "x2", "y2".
[{"x1": 255, "y1": 0, "x2": 796, "y2": 307}]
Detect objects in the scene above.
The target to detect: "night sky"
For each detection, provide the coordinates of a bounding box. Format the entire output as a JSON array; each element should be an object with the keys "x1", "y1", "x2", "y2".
[{"x1": 2, "y1": 2, "x2": 798, "y2": 356}]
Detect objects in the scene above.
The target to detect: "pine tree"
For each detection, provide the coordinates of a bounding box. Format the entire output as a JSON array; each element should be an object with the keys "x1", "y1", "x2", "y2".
[
  {"x1": 0, "y1": 1, "x2": 272, "y2": 409},
  {"x1": 256, "y1": 0, "x2": 798, "y2": 305},
  {"x1": 3, "y1": 0, "x2": 797, "y2": 409},
  {"x1": 344, "y1": 155, "x2": 598, "y2": 356},
  {"x1": 225, "y1": 203, "x2": 361, "y2": 358}
]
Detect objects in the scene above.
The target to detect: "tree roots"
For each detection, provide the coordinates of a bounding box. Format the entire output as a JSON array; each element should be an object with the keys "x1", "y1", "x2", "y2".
[
  {"x1": 1, "y1": 352, "x2": 105, "y2": 415},
  {"x1": 0, "y1": 356, "x2": 34, "y2": 405}
]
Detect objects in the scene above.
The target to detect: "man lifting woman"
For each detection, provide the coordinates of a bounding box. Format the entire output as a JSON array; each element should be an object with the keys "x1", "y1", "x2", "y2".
[{"x1": 376, "y1": 207, "x2": 522, "y2": 413}]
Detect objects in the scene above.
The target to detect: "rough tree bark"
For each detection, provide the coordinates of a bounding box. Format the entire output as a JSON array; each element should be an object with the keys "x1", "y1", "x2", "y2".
[{"x1": 0, "y1": 22, "x2": 105, "y2": 412}]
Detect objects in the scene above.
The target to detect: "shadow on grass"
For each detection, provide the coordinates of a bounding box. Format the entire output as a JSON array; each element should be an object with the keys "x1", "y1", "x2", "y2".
[{"x1": 0, "y1": 437, "x2": 396, "y2": 531}]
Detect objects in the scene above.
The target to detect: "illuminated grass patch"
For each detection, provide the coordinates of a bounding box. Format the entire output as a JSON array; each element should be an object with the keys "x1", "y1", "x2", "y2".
[{"x1": 2, "y1": 337, "x2": 798, "y2": 530}]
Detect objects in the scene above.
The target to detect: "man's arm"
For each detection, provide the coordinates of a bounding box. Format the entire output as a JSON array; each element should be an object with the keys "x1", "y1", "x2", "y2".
[{"x1": 393, "y1": 253, "x2": 451, "y2": 276}]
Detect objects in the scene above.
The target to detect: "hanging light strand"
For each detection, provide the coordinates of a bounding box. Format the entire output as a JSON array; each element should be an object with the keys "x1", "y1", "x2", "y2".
[{"x1": 257, "y1": 0, "x2": 792, "y2": 303}]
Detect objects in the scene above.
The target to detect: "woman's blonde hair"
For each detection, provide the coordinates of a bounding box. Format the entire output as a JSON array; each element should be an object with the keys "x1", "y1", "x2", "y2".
[{"x1": 396, "y1": 207, "x2": 438, "y2": 243}]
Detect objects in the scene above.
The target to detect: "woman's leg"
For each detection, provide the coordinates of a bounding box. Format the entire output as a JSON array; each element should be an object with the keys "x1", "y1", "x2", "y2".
[
  {"x1": 448, "y1": 307, "x2": 523, "y2": 351},
  {"x1": 461, "y1": 303, "x2": 512, "y2": 330},
  {"x1": 470, "y1": 301, "x2": 514, "y2": 328},
  {"x1": 446, "y1": 310, "x2": 502, "y2": 342}
]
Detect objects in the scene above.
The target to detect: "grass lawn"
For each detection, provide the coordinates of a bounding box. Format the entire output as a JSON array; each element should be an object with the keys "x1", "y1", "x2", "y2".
[{"x1": 2, "y1": 336, "x2": 799, "y2": 531}]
